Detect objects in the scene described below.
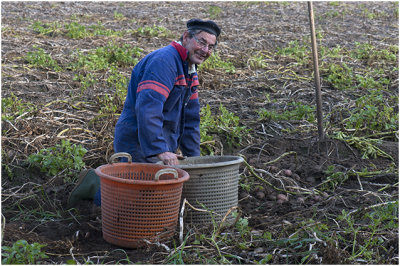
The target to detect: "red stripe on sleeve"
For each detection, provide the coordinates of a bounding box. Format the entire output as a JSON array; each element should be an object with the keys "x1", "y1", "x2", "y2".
[
  {"x1": 189, "y1": 91, "x2": 198, "y2": 100},
  {"x1": 175, "y1": 75, "x2": 187, "y2": 86},
  {"x1": 137, "y1": 81, "x2": 170, "y2": 98}
]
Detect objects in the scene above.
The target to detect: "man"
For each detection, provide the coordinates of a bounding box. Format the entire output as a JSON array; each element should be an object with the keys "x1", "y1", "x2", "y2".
[{"x1": 68, "y1": 19, "x2": 221, "y2": 207}]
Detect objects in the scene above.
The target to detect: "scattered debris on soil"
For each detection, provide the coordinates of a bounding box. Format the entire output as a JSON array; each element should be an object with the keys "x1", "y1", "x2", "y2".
[{"x1": 1, "y1": 1, "x2": 398, "y2": 264}]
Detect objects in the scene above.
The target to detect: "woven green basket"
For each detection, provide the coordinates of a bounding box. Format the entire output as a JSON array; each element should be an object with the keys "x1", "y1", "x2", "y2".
[{"x1": 175, "y1": 156, "x2": 243, "y2": 224}]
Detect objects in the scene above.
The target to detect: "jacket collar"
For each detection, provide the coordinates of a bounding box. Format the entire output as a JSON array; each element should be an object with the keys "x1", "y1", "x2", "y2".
[{"x1": 171, "y1": 41, "x2": 188, "y2": 61}]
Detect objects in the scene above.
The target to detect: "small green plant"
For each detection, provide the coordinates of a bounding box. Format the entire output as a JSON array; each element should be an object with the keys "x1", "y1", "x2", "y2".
[
  {"x1": 240, "y1": 182, "x2": 251, "y2": 192},
  {"x1": 2, "y1": 240, "x2": 48, "y2": 264},
  {"x1": 333, "y1": 131, "x2": 394, "y2": 160},
  {"x1": 258, "y1": 101, "x2": 316, "y2": 122},
  {"x1": 351, "y1": 42, "x2": 398, "y2": 62},
  {"x1": 319, "y1": 165, "x2": 348, "y2": 191},
  {"x1": 277, "y1": 40, "x2": 310, "y2": 65},
  {"x1": 200, "y1": 104, "x2": 249, "y2": 154},
  {"x1": 27, "y1": 139, "x2": 87, "y2": 180},
  {"x1": 10, "y1": 202, "x2": 62, "y2": 222},
  {"x1": 198, "y1": 52, "x2": 236, "y2": 73},
  {"x1": 31, "y1": 20, "x2": 61, "y2": 36},
  {"x1": 324, "y1": 9, "x2": 340, "y2": 18},
  {"x1": 199, "y1": 104, "x2": 216, "y2": 155},
  {"x1": 64, "y1": 21, "x2": 90, "y2": 39},
  {"x1": 319, "y1": 45, "x2": 345, "y2": 60},
  {"x1": 25, "y1": 46, "x2": 62, "y2": 71},
  {"x1": 72, "y1": 42, "x2": 142, "y2": 71},
  {"x1": 343, "y1": 89, "x2": 398, "y2": 132},
  {"x1": 233, "y1": 212, "x2": 251, "y2": 239},
  {"x1": 2, "y1": 149, "x2": 14, "y2": 179},
  {"x1": 325, "y1": 62, "x2": 354, "y2": 90},
  {"x1": 73, "y1": 72, "x2": 96, "y2": 94},
  {"x1": 208, "y1": 5, "x2": 222, "y2": 19},
  {"x1": 355, "y1": 73, "x2": 389, "y2": 90},
  {"x1": 248, "y1": 53, "x2": 270, "y2": 69},
  {"x1": 362, "y1": 8, "x2": 377, "y2": 20},
  {"x1": 337, "y1": 202, "x2": 398, "y2": 263},
  {"x1": 165, "y1": 234, "x2": 190, "y2": 264},
  {"x1": 1, "y1": 93, "x2": 36, "y2": 122},
  {"x1": 89, "y1": 21, "x2": 124, "y2": 37},
  {"x1": 114, "y1": 11, "x2": 125, "y2": 20},
  {"x1": 136, "y1": 24, "x2": 170, "y2": 37},
  {"x1": 98, "y1": 66, "x2": 129, "y2": 114}
]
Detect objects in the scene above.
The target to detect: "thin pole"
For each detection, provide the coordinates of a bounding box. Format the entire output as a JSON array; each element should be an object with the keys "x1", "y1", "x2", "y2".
[{"x1": 308, "y1": 2, "x2": 324, "y2": 140}]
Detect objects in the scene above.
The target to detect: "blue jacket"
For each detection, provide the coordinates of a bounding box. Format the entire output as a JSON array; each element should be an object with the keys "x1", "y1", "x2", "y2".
[{"x1": 114, "y1": 42, "x2": 201, "y2": 162}]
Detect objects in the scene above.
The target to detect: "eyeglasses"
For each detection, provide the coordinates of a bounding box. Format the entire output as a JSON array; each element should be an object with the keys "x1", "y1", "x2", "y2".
[{"x1": 192, "y1": 35, "x2": 216, "y2": 52}]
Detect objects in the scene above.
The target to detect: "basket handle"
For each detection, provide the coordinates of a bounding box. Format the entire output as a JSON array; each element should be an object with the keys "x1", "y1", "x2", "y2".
[
  {"x1": 154, "y1": 168, "x2": 178, "y2": 181},
  {"x1": 109, "y1": 152, "x2": 132, "y2": 164}
]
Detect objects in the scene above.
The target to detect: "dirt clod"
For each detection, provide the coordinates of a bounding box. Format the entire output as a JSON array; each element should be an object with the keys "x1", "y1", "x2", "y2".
[{"x1": 1, "y1": 1, "x2": 398, "y2": 265}]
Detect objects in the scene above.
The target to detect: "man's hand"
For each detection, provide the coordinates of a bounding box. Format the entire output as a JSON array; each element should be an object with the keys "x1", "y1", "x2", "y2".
[{"x1": 157, "y1": 152, "x2": 184, "y2": 165}]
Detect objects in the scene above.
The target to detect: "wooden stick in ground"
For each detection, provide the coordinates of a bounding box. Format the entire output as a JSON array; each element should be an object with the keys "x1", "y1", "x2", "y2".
[{"x1": 308, "y1": 1, "x2": 325, "y2": 140}]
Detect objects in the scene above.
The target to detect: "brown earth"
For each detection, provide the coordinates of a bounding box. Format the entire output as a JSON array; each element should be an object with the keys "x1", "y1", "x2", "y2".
[{"x1": 1, "y1": 1, "x2": 398, "y2": 264}]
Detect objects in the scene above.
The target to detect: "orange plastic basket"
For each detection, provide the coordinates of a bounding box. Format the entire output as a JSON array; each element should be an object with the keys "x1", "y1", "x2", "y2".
[{"x1": 95, "y1": 153, "x2": 189, "y2": 248}]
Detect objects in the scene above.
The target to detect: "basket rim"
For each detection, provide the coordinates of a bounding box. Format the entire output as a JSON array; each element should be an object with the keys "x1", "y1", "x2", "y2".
[
  {"x1": 95, "y1": 162, "x2": 189, "y2": 185},
  {"x1": 174, "y1": 155, "x2": 244, "y2": 170}
]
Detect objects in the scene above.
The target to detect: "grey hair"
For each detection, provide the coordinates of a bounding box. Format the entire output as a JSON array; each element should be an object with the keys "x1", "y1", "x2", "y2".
[{"x1": 179, "y1": 29, "x2": 218, "y2": 46}]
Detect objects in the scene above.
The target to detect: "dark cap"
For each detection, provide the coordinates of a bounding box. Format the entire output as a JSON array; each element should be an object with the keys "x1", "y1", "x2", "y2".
[{"x1": 187, "y1": 19, "x2": 221, "y2": 37}]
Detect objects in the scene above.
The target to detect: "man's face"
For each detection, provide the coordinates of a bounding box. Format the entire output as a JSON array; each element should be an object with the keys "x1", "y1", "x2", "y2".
[{"x1": 183, "y1": 31, "x2": 217, "y2": 65}]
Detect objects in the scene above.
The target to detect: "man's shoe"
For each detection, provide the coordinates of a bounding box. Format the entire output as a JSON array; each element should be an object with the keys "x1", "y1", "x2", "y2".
[{"x1": 67, "y1": 169, "x2": 100, "y2": 208}]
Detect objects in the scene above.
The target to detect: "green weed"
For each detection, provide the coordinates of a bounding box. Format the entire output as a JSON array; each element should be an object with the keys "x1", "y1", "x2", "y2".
[
  {"x1": 240, "y1": 182, "x2": 251, "y2": 192},
  {"x1": 337, "y1": 202, "x2": 398, "y2": 263},
  {"x1": 248, "y1": 53, "x2": 270, "y2": 69},
  {"x1": 394, "y1": 2, "x2": 399, "y2": 19},
  {"x1": 198, "y1": 52, "x2": 236, "y2": 73},
  {"x1": 277, "y1": 40, "x2": 310, "y2": 65},
  {"x1": 320, "y1": 42, "x2": 397, "y2": 91},
  {"x1": 73, "y1": 72, "x2": 96, "y2": 94},
  {"x1": 318, "y1": 165, "x2": 348, "y2": 191},
  {"x1": 31, "y1": 20, "x2": 62, "y2": 36},
  {"x1": 325, "y1": 64, "x2": 393, "y2": 91},
  {"x1": 98, "y1": 66, "x2": 129, "y2": 114},
  {"x1": 324, "y1": 9, "x2": 341, "y2": 18},
  {"x1": 165, "y1": 234, "x2": 190, "y2": 264},
  {"x1": 325, "y1": 63, "x2": 354, "y2": 90},
  {"x1": 165, "y1": 228, "x2": 230, "y2": 264},
  {"x1": 11, "y1": 202, "x2": 62, "y2": 223},
  {"x1": 208, "y1": 5, "x2": 222, "y2": 19},
  {"x1": 343, "y1": 89, "x2": 398, "y2": 132},
  {"x1": 113, "y1": 11, "x2": 125, "y2": 20},
  {"x1": 89, "y1": 21, "x2": 125, "y2": 37},
  {"x1": 351, "y1": 42, "x2": 398, "y2": 62},
  {"x1": 263, "y1": 234, "x2": 321, "y2": 264},
  {"x1": 319, "y1": 44, "x2": 345, "y2": 60},
  {"x1": 71, "y1": 42, "x2": 142, "y2": 71},
  {"x1": 25, "y1": 46, "x2": 62, "y2": 71},
  {"x1": 362, "y1": 8, "x2": 380, "y2": 20},
  {"x1": 1, "y1": 93, "x2": 36, "y2": 122},
  {"x1": 333, "y1": 131, "x2": 394, "y2": 160},
  {"x1": 258, "y1": 101, "x2": 316, "y2": 122},
  {"x1": 200, "y1": 104, "x2": 249, "y2": 154},
  {"x1": 2, "y1": 240, "x2": 48, "y2": 264},
  {"x1": 1, "y1": 149, "x2": 14, "y2": 180},
  {"x1": 355, "y1": 73, "x2": 389, "y2": 90},
  {"x1": 32, "y1": 20, "x2": 127, "y2": 39},
  {"x1": 232, "y1": 212, "x2": 251, "y2": 243},
  {"x1": 27, "y1": 139, "x2": 87, "y2": 181},
  {"x1": 64, "y1": 21, "x2": 90, "y2": 39},
  {"x1": 136, "y1": 24, "x2": 171, "y2": 37}
]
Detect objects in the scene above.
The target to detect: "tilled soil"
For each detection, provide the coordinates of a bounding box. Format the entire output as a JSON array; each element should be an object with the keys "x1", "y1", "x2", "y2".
[{"x1": 1, "y1": 1, "x2": 398, "y2": 264}]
